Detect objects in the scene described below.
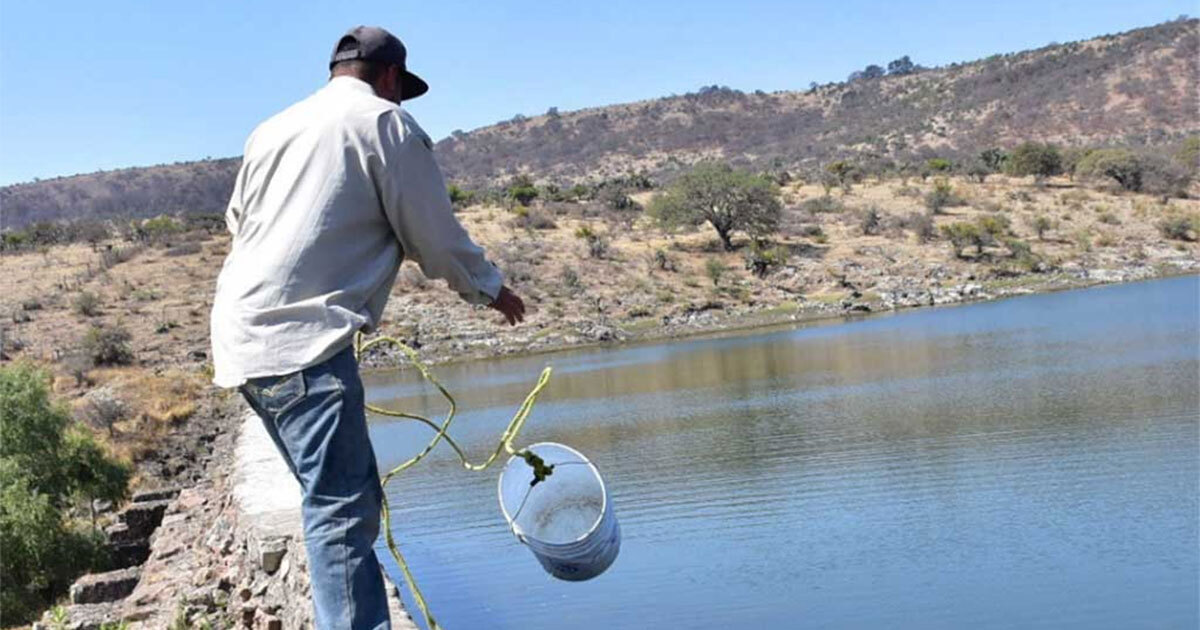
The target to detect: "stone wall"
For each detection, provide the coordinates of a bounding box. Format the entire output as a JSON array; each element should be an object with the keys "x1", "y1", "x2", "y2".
[{"x1": 41, "y1": 403, "x2": 417, "y2": 629}]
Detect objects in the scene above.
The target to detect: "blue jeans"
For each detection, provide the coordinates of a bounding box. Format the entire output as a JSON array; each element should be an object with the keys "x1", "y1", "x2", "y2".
[{"x1": 241, "y1": 346, "x2": 390, "y2": 630}]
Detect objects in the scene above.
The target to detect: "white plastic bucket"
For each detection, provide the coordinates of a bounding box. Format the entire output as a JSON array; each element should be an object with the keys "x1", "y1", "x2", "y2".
[{"x1": 498, "y1": 442, "x2": 620, "y2": 581}]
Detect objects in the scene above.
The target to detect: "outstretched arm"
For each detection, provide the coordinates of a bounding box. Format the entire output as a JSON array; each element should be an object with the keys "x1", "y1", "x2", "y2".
[{"x1": 374, "y1": 110, "x2": 524, "y2": 325}]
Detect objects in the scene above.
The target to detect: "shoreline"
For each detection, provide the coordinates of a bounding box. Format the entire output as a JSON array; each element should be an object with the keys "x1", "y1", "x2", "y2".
[{"x1": 360, "y1": 265, "x2": 1200, "y2": 376}]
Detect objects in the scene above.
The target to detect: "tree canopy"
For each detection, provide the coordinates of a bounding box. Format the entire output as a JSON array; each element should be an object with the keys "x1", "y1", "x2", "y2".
[
  {"x1": 1006, "y1": 142, "x2": 1064, "y2": 180},
  {"x1": 647, "y1": 162, "x2": 782, "y2": 251}
]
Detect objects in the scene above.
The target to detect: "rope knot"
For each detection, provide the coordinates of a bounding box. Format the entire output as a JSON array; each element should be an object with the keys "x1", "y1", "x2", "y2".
[{"x1": 519, "y1": 450, "x2": 555, "y2": 487}]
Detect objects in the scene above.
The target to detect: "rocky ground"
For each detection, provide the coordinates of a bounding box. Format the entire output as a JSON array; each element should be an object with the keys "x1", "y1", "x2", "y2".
[
  {"x1": 34, "y1": 391, "x2": 416, "y2": 630},
  {"x1": 29, "y1": 390, "x2": 299, "y2": 629}
]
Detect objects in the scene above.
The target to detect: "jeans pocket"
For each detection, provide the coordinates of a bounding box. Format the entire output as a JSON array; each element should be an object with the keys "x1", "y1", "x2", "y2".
[{"x1": 243, "y1": 371, "x2": 307, "y2": 418}]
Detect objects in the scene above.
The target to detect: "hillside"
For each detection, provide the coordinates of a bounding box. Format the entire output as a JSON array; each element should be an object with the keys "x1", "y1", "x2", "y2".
[
  {"x1": 437, "y1": 18, "x2": 1197, "y2": 186},
  {"x1": 1, "y1": 157, "x2": 240, "y2": 230},
  {"x1": 1, "y1": 18, "x2": 1196, "y2": 228}
]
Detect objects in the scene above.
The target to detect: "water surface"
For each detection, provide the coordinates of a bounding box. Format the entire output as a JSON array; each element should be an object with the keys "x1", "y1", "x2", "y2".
[{"x1": 368, "y1": 276, "x2": 1199, "y2": 629}]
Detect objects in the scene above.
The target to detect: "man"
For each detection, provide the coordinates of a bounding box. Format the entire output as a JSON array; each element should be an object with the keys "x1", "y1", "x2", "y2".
[{"x1": 210, "y1": 26, "x2": 525, "y2": 629}]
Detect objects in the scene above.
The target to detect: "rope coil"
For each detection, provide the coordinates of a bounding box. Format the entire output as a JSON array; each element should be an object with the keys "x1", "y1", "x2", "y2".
[{"x1": 356, "y1": 332, "x2": 553, "y2": 630}]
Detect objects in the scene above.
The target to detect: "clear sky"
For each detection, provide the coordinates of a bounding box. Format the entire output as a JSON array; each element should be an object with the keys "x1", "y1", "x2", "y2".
[{"x1": 0, "y1": 0, "x2": 1192, "y2": 186}]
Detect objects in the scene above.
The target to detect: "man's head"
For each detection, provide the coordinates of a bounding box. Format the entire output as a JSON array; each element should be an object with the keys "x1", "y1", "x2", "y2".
[{"x1": 329, "y1": 26, "x2": 428, "y2": 104}]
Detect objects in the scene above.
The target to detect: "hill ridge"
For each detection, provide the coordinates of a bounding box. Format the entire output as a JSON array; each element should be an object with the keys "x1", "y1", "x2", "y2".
[{"x1": 1, "y1": 18, "x2": 1195, "y2": 228}]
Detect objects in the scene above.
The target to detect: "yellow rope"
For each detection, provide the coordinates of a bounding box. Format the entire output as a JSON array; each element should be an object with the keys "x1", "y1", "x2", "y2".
[{"x1": 355, "y1": 332, "x2": 553, "y2": 630}]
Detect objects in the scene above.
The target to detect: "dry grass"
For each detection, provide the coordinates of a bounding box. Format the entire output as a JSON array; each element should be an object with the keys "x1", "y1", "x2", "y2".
[{"x1": 73, "y1": 367, "x2": 203, "y2": 464}]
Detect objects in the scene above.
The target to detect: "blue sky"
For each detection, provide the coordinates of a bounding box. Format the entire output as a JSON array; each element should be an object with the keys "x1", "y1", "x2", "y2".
[{"x1": 0, "y1": 0, "x2": 1192, "y2": 185}]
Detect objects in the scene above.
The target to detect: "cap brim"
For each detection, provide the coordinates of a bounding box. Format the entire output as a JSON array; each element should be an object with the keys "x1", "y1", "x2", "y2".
[{"x1": 401, "y1": 71, "x2": 428, "y2": 101}]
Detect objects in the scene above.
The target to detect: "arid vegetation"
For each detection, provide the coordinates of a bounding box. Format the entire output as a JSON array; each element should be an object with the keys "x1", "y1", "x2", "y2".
[
  {"x1": 435, "y1": 19, "x2": 1197, "y2": 187},
  {"x1": 5, "y1": 156, "x2": 1195, "y2": 387}
]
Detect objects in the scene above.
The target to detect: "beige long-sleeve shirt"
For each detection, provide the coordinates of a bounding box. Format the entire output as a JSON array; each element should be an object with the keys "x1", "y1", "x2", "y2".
[{"x1": 210, "y1": 76, "x2": 501, "y2": 388}]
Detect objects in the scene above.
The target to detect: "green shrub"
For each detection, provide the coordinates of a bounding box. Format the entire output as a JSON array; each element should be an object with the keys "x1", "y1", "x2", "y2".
[
  {"x1": 651, "y1": 249, "x2": 677, "y2": 273},
  {"x1": 1004, "y1": 238, "x2": 1041, "y2": 269},
  {"x1": 139, "y1": 215, "x2": 183, "y2": 243},
  {"x1": 19, "y1": 222, "x2": 68, "y2": 247},
  {"x1": 1158, "y1": 214, "x2": 1199, "y2": 242},
  {"x1": 1074, "y1": 229, "x2": 1093, "y2": 252},
  {"x1": 940, "y1": 214, "x2": 1010, "y2": 258},
  {"x1": 1175, "y1": 136, "x2": 1199, "y2": 171},
  {"x1": 573, "y1": 226, "x2": 609, "y2": 259},
  {"x1": 1061, "y1": 147, "x2": 1093, "y2": 180},
  {"x1": 825, "y1": 160, "x2": 858, "y2": 192},
  {"x1": 83, "y1": 325, "x2": 134, "y2": 366},
  {"x1": 1003, "y1": 238, "x2": 1032, "y2": 260},
  {"x1": 1071, "y1": 148, "x2": 1190, "y2": 197},
  {"x1": 941, "y1": 222, "x2": 984, "y2": 258},
  {"x1": 977, "y1": 214, "x2": 1011, "y2": 239},
  {"x1": 560, "y1": 267, "x2": 582, "y2": 294},
  {"x1": 744, "y1": 243, "x2": 787, "y2": 278},
  {"x1": 926, "y1": 158, "x2": 952, "y2": 173},
  {"x1": 1032, "y1": 215, "x2": 1053, "y2": 240},
  {"x1": 506, "y1": 175, "x2": 539, "y2": 207},
  {"x1": 924, "y1": 178, "x2": 964, "y2": 214},
  {"x1": 1006, "y1": 142, "x2": 1063, "y2": 181},
  {"x1": 0, "y1": 364, "x2": 129, "y2": 623},
  {"x1": 705, "y1": 258, "x2": 728, "y2": 286},
  {"x1": 859, "y1": 206, "x2": 882, "y2": 235},
  {"x1": 447, "y1": 184, "x2": 474, "y2": 209},
  {"x1": 74, "y1": 291, "x2": 102, "y2": 317},
  {"x1": 1, "y1": 230, "x2": 28, "y2": 252},
  {"x1": 568, "y1": 184, "x2": 592, "y2": 201},
  {"x1": 1076, "y1": 149, "x2": 1143, "y2": 191},
  {"x1": 979, "y1": 148, "x2": 1008, "y2": 172}
]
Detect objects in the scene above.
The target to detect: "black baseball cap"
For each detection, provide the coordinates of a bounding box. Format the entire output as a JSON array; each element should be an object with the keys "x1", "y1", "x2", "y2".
[{"x1": 329, "y1": 26, "x2": 429, "y2": 101}]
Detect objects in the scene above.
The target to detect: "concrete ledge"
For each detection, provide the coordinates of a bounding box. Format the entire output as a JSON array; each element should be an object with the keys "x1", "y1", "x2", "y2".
[
  {"x1": 233, "y1": 411, "x2": 303, "y2": 538},
  {"x1": 233, "y1": 409, "x2": 417, "y2": 628}
]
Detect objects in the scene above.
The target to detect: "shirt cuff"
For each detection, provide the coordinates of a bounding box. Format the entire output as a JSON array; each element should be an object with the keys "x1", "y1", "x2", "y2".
[{"x1": 460, "y1": 263, "x2": 503, "y2": 305}]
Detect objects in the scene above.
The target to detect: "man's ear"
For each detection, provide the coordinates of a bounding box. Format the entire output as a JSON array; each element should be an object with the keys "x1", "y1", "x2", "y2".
[{"x1": 392, "y1": 66, "x2": 404, "y2": 100}]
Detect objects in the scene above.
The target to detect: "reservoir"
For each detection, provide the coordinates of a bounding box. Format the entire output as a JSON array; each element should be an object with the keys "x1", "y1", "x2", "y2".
[{"x1": 367, "y1": 275, "x2": 1199, "y2": 629}]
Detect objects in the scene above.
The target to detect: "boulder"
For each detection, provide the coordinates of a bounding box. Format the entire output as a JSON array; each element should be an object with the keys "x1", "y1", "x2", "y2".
[
  {"x1": 104, "y1": 522, "x2": 139, "y2": 544},
  {"x1": 70, "y1": 567, "x2": 141, "y2": 604},
  {"x1": 120, "y1": 499, "x2": 170, "y2": 539},
  {"x1": 258, "y1": 537, "x2": 289, "y2": 574},
  {"x1": 108, "y1": 541, "x2": 151, "y2": 569}
]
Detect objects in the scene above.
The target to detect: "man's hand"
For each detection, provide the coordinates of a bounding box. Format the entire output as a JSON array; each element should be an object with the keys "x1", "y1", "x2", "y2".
[{"x1": 488, "y1": 285, "x2": 525, "y2": 326}]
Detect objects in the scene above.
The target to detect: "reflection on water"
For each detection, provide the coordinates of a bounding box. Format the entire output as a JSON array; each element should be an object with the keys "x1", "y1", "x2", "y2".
[{"x1": 368, "y1": 276, "x2": 1199, "y2": 630}]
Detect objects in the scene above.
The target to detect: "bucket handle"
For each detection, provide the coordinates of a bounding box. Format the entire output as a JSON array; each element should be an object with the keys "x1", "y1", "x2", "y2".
[{"x1": 510, "y1": 522, "x2": 529, "y2": 545}]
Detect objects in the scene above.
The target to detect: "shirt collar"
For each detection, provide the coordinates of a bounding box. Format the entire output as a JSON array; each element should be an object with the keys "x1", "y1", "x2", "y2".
[{"x1": 327, "y1": 75, "x2": 377, "y2": 95}]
